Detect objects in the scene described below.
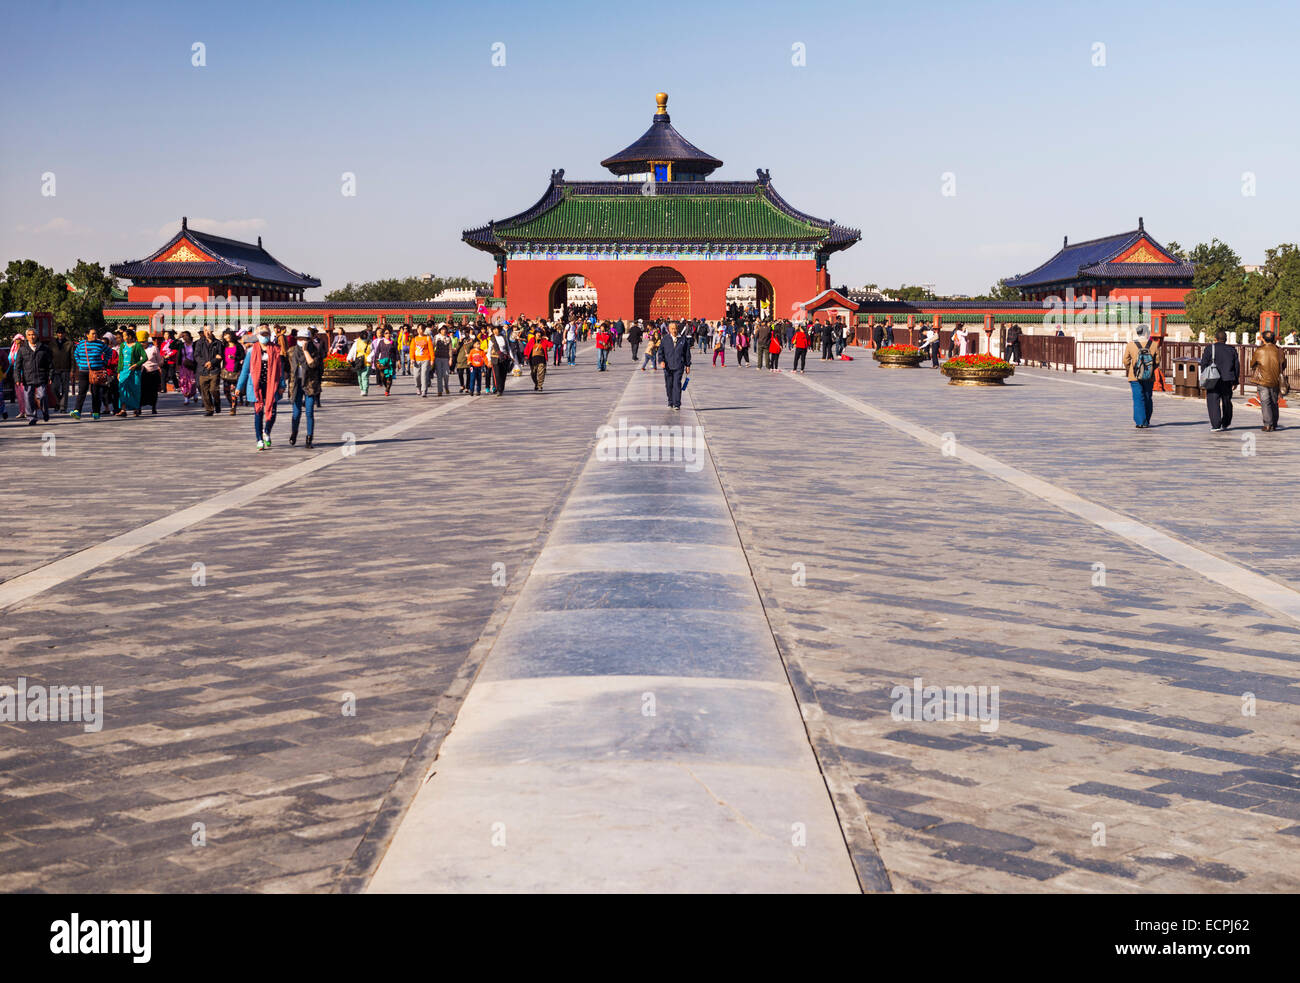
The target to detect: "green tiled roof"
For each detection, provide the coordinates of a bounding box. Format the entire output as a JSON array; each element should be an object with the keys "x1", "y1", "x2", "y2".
[{"x1": 497, "y1": 190, "x2": 826, "y2": 243}]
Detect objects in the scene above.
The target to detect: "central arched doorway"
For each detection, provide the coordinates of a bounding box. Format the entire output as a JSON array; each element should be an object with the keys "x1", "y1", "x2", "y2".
[
  {"x1": 549, "y1": 274, "x2": 598, "y2": 322},
  {"x1": 634, "y1": 266, "x2": 690, "y2": 322},
  {"x1": 725, "y1": 274, "x2": 773, "y2": 320}
]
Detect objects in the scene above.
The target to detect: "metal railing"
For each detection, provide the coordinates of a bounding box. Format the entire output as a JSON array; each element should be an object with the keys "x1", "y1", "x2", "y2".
[
  {"x1": 851, "y1": 328, "x2": 1298, "y2": 395},
  {"x1": 1018, "y1": 335, "x2": 1076, "y2": 371}
]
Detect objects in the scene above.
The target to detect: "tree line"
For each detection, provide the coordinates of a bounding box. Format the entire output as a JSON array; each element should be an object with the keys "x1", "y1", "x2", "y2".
[
  {"x1": 1167, "y1": 240, "x2": 1299, "y2": 340},
  {"x1": 0, "y1": 259, "x2": 120, "y2": 340},
  {"x1": 325, "y1": 275, "x2": 490, "y2": 302}
]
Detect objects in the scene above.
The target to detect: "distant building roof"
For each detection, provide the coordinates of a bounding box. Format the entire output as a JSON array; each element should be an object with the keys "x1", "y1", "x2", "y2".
[
  {"x1": 1005, "y1": 219, "x2": 1193, "y2": 289},
  {"x1": 110, "y1": 218, "x2": 321, "y2": 289},
  {"x1": 600, "y1": 93, "x2": 723, "y2": 178}
]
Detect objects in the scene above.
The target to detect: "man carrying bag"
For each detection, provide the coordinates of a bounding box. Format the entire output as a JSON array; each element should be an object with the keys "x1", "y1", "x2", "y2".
[{"x1": 1199, "y1": 331, "x2": 1239, "y2": 432}]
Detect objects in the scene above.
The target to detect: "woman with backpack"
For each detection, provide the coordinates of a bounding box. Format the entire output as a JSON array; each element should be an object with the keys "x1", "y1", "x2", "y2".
[{"x1": 1122, "y1": 323, "x2": 1161, "y2": 429}]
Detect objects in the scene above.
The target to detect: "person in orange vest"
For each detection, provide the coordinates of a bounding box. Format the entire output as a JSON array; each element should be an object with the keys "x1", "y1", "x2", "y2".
[{"x1": 410, "y1": 324, "x2": 434, "y2": 396}]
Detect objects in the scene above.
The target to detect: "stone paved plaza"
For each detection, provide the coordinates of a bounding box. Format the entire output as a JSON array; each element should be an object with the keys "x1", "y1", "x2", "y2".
[{"x1": 2, "y1": 348, "x2": 1298, "y2": 893}]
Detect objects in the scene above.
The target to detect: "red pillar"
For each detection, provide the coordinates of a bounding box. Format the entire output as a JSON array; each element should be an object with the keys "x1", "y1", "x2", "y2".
[{"x1": 1151, "y1": 311, "x2": 1170, "y2": 391}]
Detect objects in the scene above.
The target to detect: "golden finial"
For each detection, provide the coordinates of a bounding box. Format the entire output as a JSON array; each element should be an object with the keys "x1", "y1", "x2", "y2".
[{"x1": 655, "y1": 92, "x2": 668, "y2": 115}]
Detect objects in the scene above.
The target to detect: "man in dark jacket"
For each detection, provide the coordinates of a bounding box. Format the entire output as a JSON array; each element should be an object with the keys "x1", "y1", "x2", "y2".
[
  {"x1": 820, "y1": 320, "x2": 835, "y2": 360},
  {"x1": 49, "y1": 328, "x2": 74, "y2": 412},
  {"x1": 15, "y1": 328, "x2": 53, "y2": 424},
  {"x1": 193, "y1": 325, "x2": 224, "y2": 416},
  {"x1": 1005, "y1": 324, "x2": 1022, "y2": 364},
  {"x1": 872, "y1": 321, "x2": 888, "y2": 350},
  {"x1": 1199, "y1": 330, "x2": 1240, "y2": 431},
  {"x1": 627, "y1": 320, "x2": 643, "y2": 361},
  {"x1": 754, "y1": 321, "x2": 772, "y2": 371},
  {"x1": 661, "y1": 320, "x2": 692, "y2": 410}
]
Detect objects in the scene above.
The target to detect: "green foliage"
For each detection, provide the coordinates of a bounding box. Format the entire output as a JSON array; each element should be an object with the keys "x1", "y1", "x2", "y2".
[
  {"x1": 973, "y1": 277, "x2": 1020, "y2": 301},
  {"x1": 1164, "y1": 240, "x2": 1188, "y2": 261},
  {"x1": 0, "y1": 258, "x2": 118, "y2": 340},
  {"x1": 1183, "y1": 239, "x2": 1298, "y2": 341},
  {"x1": 887, "y1": 284, "x2": 936, "y2": 301},
  {"x1": 325, "y1": 275, "x2": 489, "y2": 302}
]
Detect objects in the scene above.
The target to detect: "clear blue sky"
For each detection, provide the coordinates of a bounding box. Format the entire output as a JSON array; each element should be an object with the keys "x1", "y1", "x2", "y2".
[{"x1": 2, "y1": 0, "x2": 1296, "y2": 297}]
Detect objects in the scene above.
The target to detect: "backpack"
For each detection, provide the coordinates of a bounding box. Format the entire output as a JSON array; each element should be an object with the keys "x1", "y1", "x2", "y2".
[
  {"x1": 1134, "y1": 340, "x2": 1155, "y2": 382},
  {"x1": 469, "y1": 348, "x2": 486, "y2": 368}
]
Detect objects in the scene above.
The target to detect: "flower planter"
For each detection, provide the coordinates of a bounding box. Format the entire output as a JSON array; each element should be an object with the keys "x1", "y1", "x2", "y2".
[
  {"x1": 941, "y1": 355, "x2": 1015, "y2": 386},
  {"x1": 873, "y1": 345, "x2": 926, "y2": 368},
  {"x1": 323, "y1": 361, "x2": 357, "y2": 387}
]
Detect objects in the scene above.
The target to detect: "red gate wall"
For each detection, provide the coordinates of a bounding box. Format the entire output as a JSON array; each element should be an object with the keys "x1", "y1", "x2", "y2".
[{"x1": 503, "y1": 258, "x2": 825, "y2": 321}]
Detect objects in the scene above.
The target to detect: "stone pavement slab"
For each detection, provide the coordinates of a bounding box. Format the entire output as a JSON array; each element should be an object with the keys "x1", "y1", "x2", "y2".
[{"x1": 368, "y1": 369, "x2": 860, "y2": 893}]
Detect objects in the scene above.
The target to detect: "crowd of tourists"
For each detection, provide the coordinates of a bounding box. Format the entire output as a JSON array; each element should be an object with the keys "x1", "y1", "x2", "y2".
[
  {"x1": 5, "y1": 315, "x2": 1287, "y2": 444},
  {"x1": 3, "y1": 323, "x2": 327, "y2": 449},
  {"x1": 0, "y1": 315, "x2": 850, "y2": 445}
]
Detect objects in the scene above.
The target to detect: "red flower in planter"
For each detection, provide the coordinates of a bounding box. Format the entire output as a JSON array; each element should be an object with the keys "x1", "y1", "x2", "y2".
[{"x1": 945, "y1": 354, "x2": 1012, "y2": 368}]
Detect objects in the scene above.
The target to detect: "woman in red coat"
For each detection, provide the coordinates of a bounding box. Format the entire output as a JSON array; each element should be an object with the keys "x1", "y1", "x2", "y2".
[{"x1": 792, "y1": 326, "x2": 810, "y2": 374}]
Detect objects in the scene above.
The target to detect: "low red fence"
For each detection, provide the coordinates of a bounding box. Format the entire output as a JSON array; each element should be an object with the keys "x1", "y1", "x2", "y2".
[{"x1": 1019, "y1": 335, "x2": 1077, "y2": 371}]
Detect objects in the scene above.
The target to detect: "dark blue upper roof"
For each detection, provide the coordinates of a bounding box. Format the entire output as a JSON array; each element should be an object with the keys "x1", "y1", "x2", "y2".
[
  {"x1": 600, "y1": 93, "x2": 723, "y2": 177},
  {"x1": 111, "y1": 219, "x2": 321, "y2": 288},
  {"x1": 1005, "y1": 230, "x2": 1139, "y2": 288}
]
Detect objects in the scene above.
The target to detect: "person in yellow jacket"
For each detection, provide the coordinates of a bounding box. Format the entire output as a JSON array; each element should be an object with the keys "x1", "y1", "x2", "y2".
[
  {"x1": 347, "y1": 331, "x2": 373, "y2": 395},
  {"x1": 397, "y1": 325, "x2": 412, "y2": 375}
]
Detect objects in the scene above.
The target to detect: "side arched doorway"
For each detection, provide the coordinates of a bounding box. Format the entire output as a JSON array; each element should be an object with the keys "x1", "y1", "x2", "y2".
[
  {"x1": 548, "y1": 274, "x2": 598, "y2": 321},
  {"x1": 634, "y1": 266, "x2": 690, "y2": 322},
  {"x1": 725, "y1": 274, "x2": 774, "y2": 321}
]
